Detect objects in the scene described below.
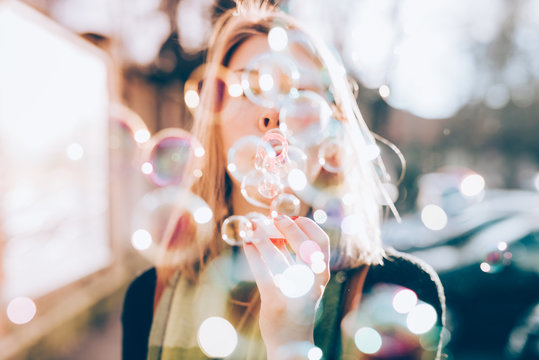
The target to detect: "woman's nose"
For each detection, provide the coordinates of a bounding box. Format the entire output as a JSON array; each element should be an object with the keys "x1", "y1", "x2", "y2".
[{"x1": 258, "y1": 110, "x2": 280, "y2": 132}]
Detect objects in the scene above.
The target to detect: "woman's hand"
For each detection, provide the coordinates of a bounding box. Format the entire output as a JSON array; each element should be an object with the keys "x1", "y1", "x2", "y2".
[{"x1": 242, "y1": 215, "x2": 331, "y2": 359}]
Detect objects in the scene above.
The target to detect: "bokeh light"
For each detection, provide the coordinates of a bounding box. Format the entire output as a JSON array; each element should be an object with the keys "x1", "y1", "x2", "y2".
[
  {"x1": 268, "y1": 26, "x2": 288, "y2": 51},
  {"x1": 420, "y1": 204, "x2": 448, "y2": 230},
  {"x1": 480, "y1": 262, "x2": 492, "y2": 273},
  {"x1": 259, "y1": 73, "x2": 274, "y2": 91},
  {"x1": 310, "y1": 251, "x2": 326, "y2": 274},
  {"x1": 228, "y1": 82, "x2": 243, "y2": 97},
  {"x1": 313, "y1": 209, "x2": 328, "y2": 224},
  {"x1": 364, "y1": 144, "x2": 381, "y2": 161},
  {"x1": 197, "y1": 316, "x2": 238, "y2": 358},
  {"x1": 287, "y1": 168, "x2": 308, "y2": 191},
  {"x1": 65, "y1": 143, "x2": 84, "y2": 161},
  {"x1": 141, "y1": 162, "x2": 153, "y2": 175},
  {"x1": 459, "y1": 173, "x2": 485, "y2": 197},
  {"x1": 7, "y1": 297, "x2": 37, "y2": 325},
  {"x1": 406, "y1": 303, "x2": 437, "y2": 334},
  {"x1": 134, "y1": 129, "x2": 151, "y2": 144},
  {"x1": 392, "y1": 288, "x2": 418, "y2": 314},
  {"x1": 354, "y1": 327, "x2": 383, "y2": 354},
  {"x1": 193, "y1": 206, "x2": 213, "y2": 224},
  {"x1": 379, "y1": 85, "x2": 390, "y2": 98},
  {"x1": 184, "y1": 89, "x2": 200, "y2": 109},
  {"x1": 131, "y1": 229, "x2": 153, "y2": 250},
  {"x1": 310, "y1": 259, "x2": 326, "y2": 274},
  {"x1": 278, "y1": 264, "x2": 315, "y2": 298},
  {"x1": 307, "y1": 346, "x2": 323, "y2": 360}
]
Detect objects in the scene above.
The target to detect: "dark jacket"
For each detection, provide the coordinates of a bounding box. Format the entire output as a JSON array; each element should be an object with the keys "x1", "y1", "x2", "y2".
[{"x1": 122, "y1": 247, "x2": 445, "y2": 359}]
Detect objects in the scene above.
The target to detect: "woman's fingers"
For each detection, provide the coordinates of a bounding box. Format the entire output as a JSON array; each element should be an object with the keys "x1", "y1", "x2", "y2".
[
  {"x1": 242, "y1": 241, "x2": 273, "y2": 296},
  {"x1": 273, "y1": 216, "x2": 329, "y2": 261},
  {"x1": 252, "y1": 218, "x2": 295, "y2": 264},
  {"x1": 272, "y1": 215, "x2": 310, "y2": 256},
  {"x1": 273, "y1": 215, "x2": 331, "y2": 285},
  {"x1": 294, "y1": 217, "x2": 330, "y2": 258},
  {"x1": 248, "y1": 219, "x2": 290, "y2": 275},
  {"x1": 244, "y1": 215, "x2": 331, "y2": 301}
]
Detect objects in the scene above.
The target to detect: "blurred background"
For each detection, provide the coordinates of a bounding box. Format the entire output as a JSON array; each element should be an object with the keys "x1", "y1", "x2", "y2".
[{"x1": 0, "y1": 0, "x2": 538, "y2": 359}]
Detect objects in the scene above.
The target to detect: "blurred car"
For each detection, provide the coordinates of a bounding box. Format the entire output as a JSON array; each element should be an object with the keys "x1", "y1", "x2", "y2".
[{"x1": 382, "y1": 185, "x2": 539, "y2": 359}]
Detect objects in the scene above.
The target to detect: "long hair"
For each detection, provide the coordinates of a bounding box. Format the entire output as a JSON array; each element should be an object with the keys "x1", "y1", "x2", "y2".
[{"x1": 154, "y1": 0, "x2": 390, "y2": 306}]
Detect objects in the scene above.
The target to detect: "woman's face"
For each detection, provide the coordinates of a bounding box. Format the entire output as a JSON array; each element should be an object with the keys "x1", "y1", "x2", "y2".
[{"x1": 218, "y1": 35, "x2": 322, "y2": 173}]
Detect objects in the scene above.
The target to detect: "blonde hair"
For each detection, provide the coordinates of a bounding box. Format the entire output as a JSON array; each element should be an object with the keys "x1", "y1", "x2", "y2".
[{"x1": 155, "y1": 0, "x2": 391, "y2": 304}]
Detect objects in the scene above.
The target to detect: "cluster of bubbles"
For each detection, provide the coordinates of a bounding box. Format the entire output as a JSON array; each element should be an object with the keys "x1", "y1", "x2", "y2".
[
  {"x1": 118, "y1": 26, "x2": 400, "y2": 304},
  {"x1": 218, "y1": 27, "x2": 373, "y2": 251},
  {"x1": 108, "y1": 102, "x2": 215, "y2": 263},
  {"x1": 106, "y1": 25, "x2": 407, "y2": 360},
  {"x1": 118, "y1": 26, "x2": 398, "y2": 306},
  {"x1": 340, "y1": 284, "x2": 448, "y2": 358},
  {"x1": 213, "y1": 28, "x2": 366, "y2": 297}
]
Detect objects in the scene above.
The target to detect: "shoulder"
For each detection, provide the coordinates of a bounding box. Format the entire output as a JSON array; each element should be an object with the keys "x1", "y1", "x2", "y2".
[
  {"x1": 366, "y1": 247, "x2": 446, "y2": 324},
  {"x1": 121, "y1": 268, "x2": 156, "y2": 360},
  {"x1": 122, "y1": 267, "x2": 156, "y2": 321},
  {"x1": 337, "y1": 249, "x2": 447, "y2": 360},
  {"x1": 128, "y1": 267, "x2": 157, "y2": 291}
]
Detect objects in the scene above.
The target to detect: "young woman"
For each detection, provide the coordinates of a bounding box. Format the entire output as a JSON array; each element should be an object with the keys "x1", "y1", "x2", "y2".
[{"x1": 122, "y1": 1, "x2": 445, "y2": 359}]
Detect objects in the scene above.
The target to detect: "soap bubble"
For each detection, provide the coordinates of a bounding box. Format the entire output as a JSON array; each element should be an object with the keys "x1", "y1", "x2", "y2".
[
  {"x1": 109, "y1": 103, "x2": 150, "y2": 147},
  {"x1": 109, "y1": 104, "x2": 150, "y2": 174},
  {"x1": 267, "y1": 143, "x2": 308, "y2": 183},
  {"x1": 286, "y1": 29, "x2": 331, "y2": 95},
  {"x1": 318, "y1": 137, "x2": 347, "y2": 173},
  {"x1": 279, "y1": 90, "x2": 332, "y2": 147},
  {"x1": 271, "y1": 193, "x2": 301, "y2": 218},
  {"x1": 131, "y1": 187, "x2": 212, "y2": 263},
  {"x1": 257, "y1": 129, "x2": 289, "y2": 173},
  {"x1": 144, "y1": 128, "x2": 204, "y2": 187},
  {"x1": 242, "y1": 52, "x2": 300, "y2": 108},
  {"x1": 258, "y1": 171, "x2": 283, "y2": 199},
  {"x1": 227, "y1": 135, "x2": 261, "y2": 182},
  {"x1": 221, "y1": 215, "x2": 254, "y2": 246},
  {"x1": 241, "y1": 169, "x2": 282, "y2": 208}
]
